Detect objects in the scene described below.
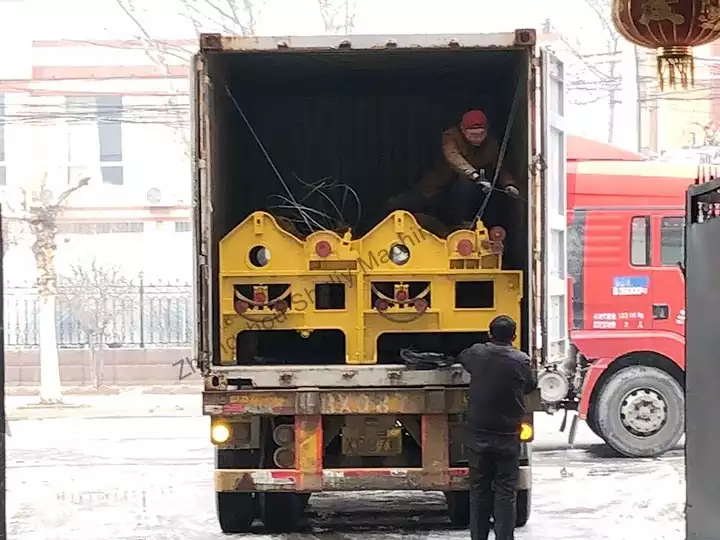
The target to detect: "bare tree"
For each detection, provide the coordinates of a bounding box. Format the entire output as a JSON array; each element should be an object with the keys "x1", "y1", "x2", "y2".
[
  {"x1": 1, "y1": 208, "x2": 22, "y2": 251},
  {"x1": 318, "y1": 0, "x2": 357, "y2": 34},
  {"x1": 115, "y1": 0, "x2": 265, "y2": 43},
  {"x1": 113, "y1": 0, "x2": 266, "y2": 160},
  {"x1": 546, "y1": 0, "x2": 623, "y2": 143},
  {"x1": 59, "y1": 259, "x2": 134, "y2": 389},
  {"x1": 2, "y1": 176, "x2": 89, "y2": 404}
]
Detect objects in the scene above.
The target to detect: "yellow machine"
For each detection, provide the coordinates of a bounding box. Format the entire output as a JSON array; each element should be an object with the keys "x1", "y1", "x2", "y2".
[{"x1": 218, "y1": 210, "x2": 522, "y2": 364}]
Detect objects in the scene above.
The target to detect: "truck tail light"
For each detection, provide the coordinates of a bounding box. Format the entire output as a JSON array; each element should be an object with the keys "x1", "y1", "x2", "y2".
[
  {"x1": 272, "y1": 424, "x2": 295, "y2": 446},
  {"x1": 211, "y1": 421, "x2": 231, "y2": 444},
  {"x1": 519, "y1": 422, "x2": 534, "y2": 442},
  {"x1": 273, "y1": 447, "x2": 295, "y2": 468}
]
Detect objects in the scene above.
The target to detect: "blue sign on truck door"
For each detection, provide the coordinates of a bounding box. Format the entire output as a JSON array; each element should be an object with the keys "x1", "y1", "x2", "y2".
[{"x1": 612, "y1": 276, "x2": 649, "y2": 296}]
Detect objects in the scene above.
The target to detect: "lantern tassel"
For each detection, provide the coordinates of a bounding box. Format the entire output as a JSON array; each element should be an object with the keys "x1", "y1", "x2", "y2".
[{"x1": 656, "y1": 47, "x2": 695, "y2": 91}]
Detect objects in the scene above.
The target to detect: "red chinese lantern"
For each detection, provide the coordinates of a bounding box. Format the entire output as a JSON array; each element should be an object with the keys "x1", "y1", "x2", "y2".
[{"x1": 612, "y1": 0, "x2": 720, "y2": 90}]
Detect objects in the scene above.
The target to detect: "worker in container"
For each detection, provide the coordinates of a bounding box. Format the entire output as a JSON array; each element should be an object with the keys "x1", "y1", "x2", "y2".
[
  {"x1": 385, "y1": 109, "x2": 519, "y2": 230},
  {"x1": 457, "y1": 315, "x2": 537, "y2": 540}
]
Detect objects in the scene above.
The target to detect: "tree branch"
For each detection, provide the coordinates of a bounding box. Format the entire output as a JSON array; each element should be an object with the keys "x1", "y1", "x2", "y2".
[
  {"x1": 52, "y1": 177, "x2": 90, "y2": 209},
  {"x1": 317, "y1": 0, "x2": 356, "y2": 34},
  {"x1": 581, "y1": 0, "x2": 617, "y2": 38}
]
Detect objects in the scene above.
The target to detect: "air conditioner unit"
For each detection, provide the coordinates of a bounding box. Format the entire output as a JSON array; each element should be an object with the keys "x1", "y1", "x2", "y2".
[{"x1": 146, "y1": 187, "x2": 162, "y2": 205}]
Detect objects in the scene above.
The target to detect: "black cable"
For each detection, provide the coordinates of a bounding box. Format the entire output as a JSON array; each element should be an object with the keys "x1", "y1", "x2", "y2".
[{"x1": 400, "y1": 348, "x2": 454, "y2": 370}]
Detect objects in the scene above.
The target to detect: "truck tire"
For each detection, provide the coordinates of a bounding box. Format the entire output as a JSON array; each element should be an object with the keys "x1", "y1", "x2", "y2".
[
  {"x1": 586, "y1": 409, "x2": 604, "y2": 439},
  {"x1": 515, "y1": 489, "x2": 531, "y2": 527},
  {"x1": 596, "y1": 366, "x2": 684, "y2": 458},
  {"x1": 216, "y1": 492, "x2": 255, "y2": 533},
  {"x1": 259, "y1": 493, "x2": 303, "y2": 532},
  {"x1": 445, "y1": 491, "x2": 469, "y2": 527}
]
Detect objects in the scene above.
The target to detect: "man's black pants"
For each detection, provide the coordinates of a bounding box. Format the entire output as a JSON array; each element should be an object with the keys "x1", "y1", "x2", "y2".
[{"x1": 466, "y1": 432, "x2": 520, "y2": 540}]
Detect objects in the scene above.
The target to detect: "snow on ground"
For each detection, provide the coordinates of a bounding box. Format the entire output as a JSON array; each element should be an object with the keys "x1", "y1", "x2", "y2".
[{"x1": 6, "y1": 415, "x2": 685, "y2": 540}]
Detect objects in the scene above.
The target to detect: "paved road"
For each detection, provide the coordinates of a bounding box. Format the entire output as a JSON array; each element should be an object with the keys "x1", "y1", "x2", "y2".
[{"x1": 7, "y1": 415, "x2": 685, "y2": 540}]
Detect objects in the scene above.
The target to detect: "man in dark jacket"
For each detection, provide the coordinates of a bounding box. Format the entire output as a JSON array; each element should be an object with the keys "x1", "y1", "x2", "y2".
[
  {"x1": 457, "y1": 315, "x2": 537, "y2": 540},
  {"x1": 386, "y1": 110, "x2": 519, "y2": 231}
]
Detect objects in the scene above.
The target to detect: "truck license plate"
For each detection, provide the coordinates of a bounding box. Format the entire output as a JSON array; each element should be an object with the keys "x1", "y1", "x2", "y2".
[{"x1": 342, "y1": 427, "x2": 403, "y2": 457}]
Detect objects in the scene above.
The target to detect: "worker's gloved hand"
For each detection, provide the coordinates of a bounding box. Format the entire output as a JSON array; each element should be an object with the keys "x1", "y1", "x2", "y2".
[
  {"x1": 505, "y1": 185, "x2": 520, "y2": 197},
  {"x1": 478, "y1": 180, "x2": 492, "y2": 192},
  {"x1": 471, "y1": 170, "x2": 492, "y2": 192}
]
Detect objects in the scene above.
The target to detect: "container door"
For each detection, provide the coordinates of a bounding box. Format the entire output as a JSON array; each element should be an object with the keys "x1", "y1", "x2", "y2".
[
  {"x1": 190, "y1": 52, "x2": 212, "y2": 372},
  {"x1": 540, "y1": 48, "x2": 568, "y2": 363}
]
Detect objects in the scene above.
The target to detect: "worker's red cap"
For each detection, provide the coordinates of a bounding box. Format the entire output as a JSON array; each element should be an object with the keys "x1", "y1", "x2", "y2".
[{"x1": 461, "y1": 110, "x2": 488, "y2": 129}]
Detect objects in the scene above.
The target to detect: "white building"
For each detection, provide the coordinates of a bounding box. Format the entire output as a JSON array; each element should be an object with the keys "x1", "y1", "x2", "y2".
[{"x1": 0, "y1": 24, "x2": 195, "y2": 281}]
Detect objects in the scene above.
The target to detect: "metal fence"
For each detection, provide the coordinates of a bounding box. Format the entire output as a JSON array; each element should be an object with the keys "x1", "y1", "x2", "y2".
[{"x1": 4, "y1": 280, "x2": 193, "y2": 348}]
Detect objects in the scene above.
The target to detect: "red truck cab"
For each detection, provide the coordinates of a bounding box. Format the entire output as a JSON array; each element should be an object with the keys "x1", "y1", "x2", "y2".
[{"x1": 545, "y1": 137, "x2": 700, "y2": 457}]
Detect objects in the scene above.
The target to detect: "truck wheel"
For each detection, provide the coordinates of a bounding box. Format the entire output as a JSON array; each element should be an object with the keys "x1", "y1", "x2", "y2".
[
  {"x1": 586, "y1": 410, "x2": 604, "y2": 439},
  {"x1": 596, "y1": 366, "x2": 684, "y2": 458},
  {"x1": 445, "y1": 491, "x2": 469, "y2": 527},
  {"x1": 216, "y1": 492, "x2": 255, "y2": 533},
  {"x1": 259, "y1": 493, "x2": 303, "y2": 532},
  {"x1": 515, "y1": 489, "x2": 531, "y2": 527}
]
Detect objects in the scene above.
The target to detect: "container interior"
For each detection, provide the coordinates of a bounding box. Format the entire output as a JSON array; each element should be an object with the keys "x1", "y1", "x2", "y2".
[{"x1": 204, "y1": 45, "x2": 532, "y2": 362}]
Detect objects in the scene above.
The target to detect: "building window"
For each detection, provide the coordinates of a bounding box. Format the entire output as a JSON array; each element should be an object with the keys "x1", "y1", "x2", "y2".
[
  {"x1": 660, "y1": 216, "x2": 684, "y2": 266},
  {"x1": 57, "y1": 222, "x2": 145, "y2": 235},
  {"x1": 174, "y1": 221, "x2": 191, "y2": 233},
  {"x1": 97, "y1": 95, "x2": 124, "y2": 186},
  {"x1": 0, "y1": 93, "x2": 6, "y2": 186},
  {"x1": 66, "y1": 96, "x2": 96, "y2": 185},
  {"x1": 65, "y1": 94, "x2": 124, "y2": 186},
  {"x1": 630, "y1": 216, "x2": 650, "y2": 266}
]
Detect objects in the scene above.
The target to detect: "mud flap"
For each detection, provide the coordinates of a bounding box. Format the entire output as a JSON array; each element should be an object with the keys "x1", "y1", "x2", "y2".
[
  {"x1": 567, "y1": 414, "x2": 579, "y2": 447},
  {"x1": 558, "y1": 409, "x2": 579, "y2": 447}
]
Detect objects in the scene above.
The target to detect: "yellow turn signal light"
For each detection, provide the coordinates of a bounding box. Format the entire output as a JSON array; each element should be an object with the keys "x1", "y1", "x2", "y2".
[
  {"x1": 519, "y1": 422, "x2": 534, "y2": 442},
  {"x1": 211, "y1": 422, "x2": 231, "y2": 444}
]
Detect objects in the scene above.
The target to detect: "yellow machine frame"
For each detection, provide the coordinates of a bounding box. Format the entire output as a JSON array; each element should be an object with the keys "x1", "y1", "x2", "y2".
[{"x1": 218, "y1": 210, "x2": 523, "y2": 364}]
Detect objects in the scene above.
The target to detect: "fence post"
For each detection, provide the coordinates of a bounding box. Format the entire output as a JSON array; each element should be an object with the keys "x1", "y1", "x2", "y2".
[{"x1": 138, "y1": 272, "x2": 145, "y2": 347}]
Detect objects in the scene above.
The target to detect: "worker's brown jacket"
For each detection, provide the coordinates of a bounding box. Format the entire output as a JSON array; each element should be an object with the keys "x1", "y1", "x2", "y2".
[{"x1": 419, "y1": 126, "x2": 510, "y2": 198}]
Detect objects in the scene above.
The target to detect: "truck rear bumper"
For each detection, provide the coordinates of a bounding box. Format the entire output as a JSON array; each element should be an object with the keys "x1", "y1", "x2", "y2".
[
  {"x1": 206, "y1": 374, "x2": 535, "y2": 495},
  {"x1": 215, "y1": 465, "x2": 531, "y2": 492},
  {"x1": 205, "y1": 364, "x2": 470, "y2": 390}
]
